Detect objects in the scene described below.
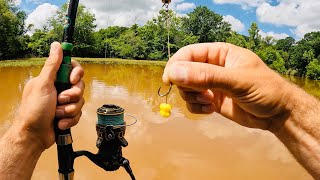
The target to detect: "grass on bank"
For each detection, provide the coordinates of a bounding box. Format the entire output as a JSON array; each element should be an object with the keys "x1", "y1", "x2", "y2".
[{"x1": 0, "y1": 58, "x2": 167, "y2": 67}]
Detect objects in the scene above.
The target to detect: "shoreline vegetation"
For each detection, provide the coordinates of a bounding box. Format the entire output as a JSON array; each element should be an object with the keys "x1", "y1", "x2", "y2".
[
  {"x1": 0, "y1": 58, "x2": 167, "y2": 68},
  {"x1": 2, "y1": 0, "x2": 320, "y2": 79}
]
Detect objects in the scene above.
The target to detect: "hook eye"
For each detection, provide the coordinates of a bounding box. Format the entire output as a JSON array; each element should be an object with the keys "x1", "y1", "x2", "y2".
[{"x1": 158, "y1": 83, "x2": 172, "y2": 97}]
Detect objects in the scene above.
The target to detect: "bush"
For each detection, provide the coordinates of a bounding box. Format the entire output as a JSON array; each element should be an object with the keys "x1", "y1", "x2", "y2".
[{"x1": 306, "y1": 59, "x2": 320, "y2": 80}]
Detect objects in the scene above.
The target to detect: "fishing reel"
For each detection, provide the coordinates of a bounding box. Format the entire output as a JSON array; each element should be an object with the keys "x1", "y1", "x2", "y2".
[
  {"x1": 57, "y1": 104, "x2": 137, "y2": 180},
  {"x1": 74, "y1": 104, "x2": 136, "y2": 179}
]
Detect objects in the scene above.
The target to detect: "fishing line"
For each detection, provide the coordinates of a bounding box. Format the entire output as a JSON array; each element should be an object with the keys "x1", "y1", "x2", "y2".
[{"x1": 158, "y1": 0, "x2": 173, "y2": 118}]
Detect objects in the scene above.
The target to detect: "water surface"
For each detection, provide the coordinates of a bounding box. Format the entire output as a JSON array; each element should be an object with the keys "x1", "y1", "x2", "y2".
[{"x1": 0, "y1": 64, "x2": 313, "y2": 180}]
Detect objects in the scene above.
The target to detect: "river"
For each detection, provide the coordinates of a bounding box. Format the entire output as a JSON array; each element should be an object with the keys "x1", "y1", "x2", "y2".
[{"x1": 0, "y1": 64, "x2": 313, "y2": 180}]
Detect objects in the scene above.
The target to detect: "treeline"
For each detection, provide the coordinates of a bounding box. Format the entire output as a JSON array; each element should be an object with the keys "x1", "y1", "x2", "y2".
[{"x1": 1, "y1": 0, "x2": 320, "y2": 79}]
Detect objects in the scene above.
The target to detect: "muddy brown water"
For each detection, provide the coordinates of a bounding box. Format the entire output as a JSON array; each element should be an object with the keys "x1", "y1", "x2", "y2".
[{"x1": 0, "y1": 64, "x2": 314, "y2": 180}]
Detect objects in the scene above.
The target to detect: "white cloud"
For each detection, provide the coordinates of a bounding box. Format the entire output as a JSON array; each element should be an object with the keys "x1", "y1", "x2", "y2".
[
  {"x1": 81, "y1": 0, "x2": 191, "y2": 29},
  {"x1": 256, "y1": 0, "x2": 320, "y2": 38},
  {"x1": 25, "y1": 3, "x2": 58, "y2": 34},
  {"x1": 223, "y1": 15, "x2": 245, "y2": 32},
  {"x1": 259, "y1": 30, "x2": 289, "y2": 40},
  {"x1": 213, "y1": 0, "x2": 320, "y2": 38},
  {"x1": 213, "y1": 0, "x2": 268, "y2": 9},
  {"x1": 80, "y1": 0, "x2": 160, "y2": 28},
  {"x1": 176, "y1": 2, "x2": 196, "y2": 11},
  {"x1": 293, "y1": 24, "x2": 319, "y2": 39}
]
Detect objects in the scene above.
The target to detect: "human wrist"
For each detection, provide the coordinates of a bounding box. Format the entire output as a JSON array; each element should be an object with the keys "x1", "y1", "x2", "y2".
[
  {"x1": 270, "y1": 81, "x2": 320, "y2": 139},
  {"x1": 268, "y1": 84, "x2": 320, "y2": 178},
  {"x1": 9, "y1": 122, "x2": 46, "y2": 155},
  {"x1": 0, "y1": 122, "x2": 44, "y2": 180}
]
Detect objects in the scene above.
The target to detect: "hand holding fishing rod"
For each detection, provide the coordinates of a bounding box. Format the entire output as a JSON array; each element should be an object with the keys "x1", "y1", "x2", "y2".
[
  {"x1": 0, "y1": 42, "x2": 85, "y2": 180},
  {"x1": 54, "y1": 0, "x2": 136, "y2": 179},
  {"x1": 54, "y1": 0, "x2": 80, "y2": 179}
]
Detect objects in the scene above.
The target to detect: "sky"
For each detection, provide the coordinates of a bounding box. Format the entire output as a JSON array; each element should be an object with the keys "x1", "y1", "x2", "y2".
[{"x1": 14, "y1": 0, "x2": 320, "y2": 40}]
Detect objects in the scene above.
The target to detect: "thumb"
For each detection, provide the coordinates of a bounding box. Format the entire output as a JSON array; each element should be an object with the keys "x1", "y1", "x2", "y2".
[
  {"x1": 163, "y1": 61, "x2": 240, "y2": 92},
  {"x1": 39, "y1": 42, "x2": 63, "y2": 81}
]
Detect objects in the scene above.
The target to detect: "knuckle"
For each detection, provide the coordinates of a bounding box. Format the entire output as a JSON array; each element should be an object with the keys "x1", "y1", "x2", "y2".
[
  {"x1": 73, "y1": 87, "x2": 82, "y2": 97},
  {"x1": 66, "y1": 105, "x2": 78, "y2": 116}
]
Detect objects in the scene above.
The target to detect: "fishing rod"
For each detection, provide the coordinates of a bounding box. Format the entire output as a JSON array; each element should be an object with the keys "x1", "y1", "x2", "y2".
[
  {"x1": 54, "y1": 1, "x2": 137, "y2": 180},
  {"x1": 53, "y1": 0, "x2": 174, "y2": 179},
  {"x1": 54, "y1": 0, "x2": 79, "y2": 179}
]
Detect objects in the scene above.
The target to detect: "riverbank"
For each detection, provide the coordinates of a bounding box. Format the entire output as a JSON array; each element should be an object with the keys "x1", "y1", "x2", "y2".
[{"x1": 0, "y1": 58, "x2": 167, "y2": 67}]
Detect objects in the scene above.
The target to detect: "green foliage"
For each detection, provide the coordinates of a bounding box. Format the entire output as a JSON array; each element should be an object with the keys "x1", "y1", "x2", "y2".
[
  {"x1": 49, "y1": 4, "x2": 97, "y2": 57},
  {"x1": 94, "y1": 26, "x2": 128, "y2": 57},
  {"x1": 110, "y1": 26, "x2": 147, "y2": 60},
  {"x1": 182, "y1": 6, "x2": 231, "y2": 43},
  {"x1": 256, "y1": 46, "x2": 287, "y2": 73},
  {"x1": 28, "y1": 29, "x2": 51, "y2": 57},
  {"x1": 306, "y1": 59, "x2": 320, "y2": 80},
  {"x1": 0, "y1": 0, "x2": 27, "y2": 59},
  {"x1": 276, "y1": 37, "x2": 295, "y2": 52},
  {"x1": 247, "y1": 23, "x2": 262, "y2": 52},
  {"x1": 226, "y1": 32, "x2": 248, "y2": 48},
  {"x1": 2, "y1": 2, "x2": 320, "y2": 80}
]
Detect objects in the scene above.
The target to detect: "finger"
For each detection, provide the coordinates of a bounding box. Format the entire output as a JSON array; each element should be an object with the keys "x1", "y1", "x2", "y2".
[
  {"x1": 58, "y1": 111, "x2": 82, "y2": 130},
  {"x1": 178, "y1": 86, "x2": 203, "y2": 92},
  {"x1": 58, "y1": 80, "x2": 85, "y2": 104},
  {"x1": 56, "y1": 97, "x2": 85, "y2": 118},
  {"x1": 180, "y1": 89, "x2": 214, "y2": 104},
  {"x1": 166, "y1": 61, "x2": 240, "y2": 92},
  {"x1": 186, "y1": 103, "x2": 216, "y2": 114},
  {"x1": 39, "y1": 42, "x2": 63, "y2": 81},
  {"x1": 70, "y1": 60, "x2": 84, "y2": 85},
  {"x1": 163, "y1": 43, "x2": 232, "y2": 85}
]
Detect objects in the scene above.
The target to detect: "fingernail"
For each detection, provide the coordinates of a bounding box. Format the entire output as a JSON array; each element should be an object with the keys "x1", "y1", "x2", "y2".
[
  {"x1": 59, "y1": 121, "x2": 69, "y2": 130},
  {"x1": 202, "y1": 105, "x2": 214, "y2": 113},
  {"x1": 50, "y1": 43, "x2": 58, "y2": 56},
  {"x1": 170, "y1": 65, "x2": 188, "y2": 83},
  {"x1": 56, "y1": 109, "x2": 65, "y2": 117},
  {"x1": 59, "y1": 96, "x2": 70, "y2": 104}
]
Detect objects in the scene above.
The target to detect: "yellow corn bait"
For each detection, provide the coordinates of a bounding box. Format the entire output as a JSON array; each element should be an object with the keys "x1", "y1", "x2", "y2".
[{"x1": 160, "y1": 103, "x2": 172, "y2": 118}]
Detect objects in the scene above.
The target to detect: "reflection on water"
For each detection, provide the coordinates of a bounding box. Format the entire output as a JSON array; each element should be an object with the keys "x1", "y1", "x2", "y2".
[
  {"x1": 0, "y1": 64, "x2": 313, "y2": 180},
  {"x1": 285, "y1": 75, "x2": 320, "y2": 98}
]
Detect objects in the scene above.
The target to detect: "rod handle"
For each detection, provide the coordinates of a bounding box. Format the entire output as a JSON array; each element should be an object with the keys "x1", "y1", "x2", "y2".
[
  {"x1": 55, "y1": 42, "x2": 75, "y2": 179},
  {"x1": 55, "y1": 42, "x2": 73, "y2": 135}
]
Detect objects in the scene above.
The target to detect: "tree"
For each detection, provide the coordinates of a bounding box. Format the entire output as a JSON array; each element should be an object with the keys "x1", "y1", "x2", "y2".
[
  {"x1": 257, "y1": 46, "x2": 286, "y2": 73},
  {"x1": 28, "y1": 29, "x2": 52, "y2": 57},
  {"x1": 109, "y1": 25, "x2": 147, "y2": 60},
  {"x1": 306, "y1": 59, "x2": 320, "y2": 80},
  {"x1": 139, "y1": 9, "x2": 198, "y2": 60},
  {"x1": 226, "y1": 32, "x2": 248, "y2": 48},
  {"x1": 300, "y1": 32, "x2": 320, "y2": 58},
  {"x1": 94, "y1": 26, "x2": 128, "y2": 58},
  {"x1": 48, "y1": 4, "x2": 96, "y2": 57},
  {"x1": 0, "y1": 0, "x2": 27, "y2": 59},
  {"x1": 287, "y1": 33, "x2": 320, "y2": 76},
  {"x1": 247, "y1": 22, "x2": 262, "y2": 52},
  {"x1": 276, "y1": 37, "x2": 295, "y2": 52},
  {"x1": 182, "y1": 6, "x2": 231, "y2": 43}
]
